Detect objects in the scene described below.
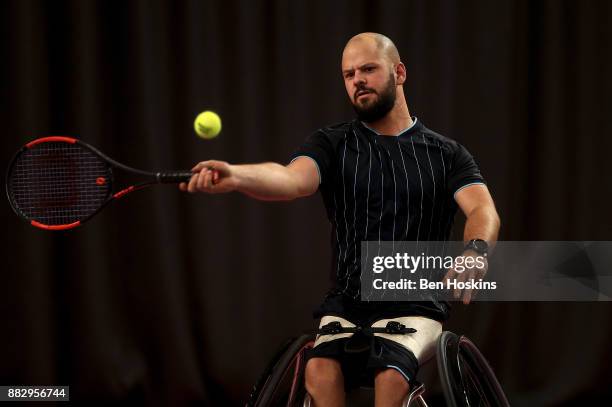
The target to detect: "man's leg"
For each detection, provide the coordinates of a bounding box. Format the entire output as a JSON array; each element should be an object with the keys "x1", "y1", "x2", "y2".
[
  {"x1": 374, "y1": 368, "x2": 410, "y2": 407},
  {"x1": 369, "y1": 316, "x2": 442, "y2": 407},
  {"x1": 304, "y1": 357, "x2": 345, "y2": 407}
]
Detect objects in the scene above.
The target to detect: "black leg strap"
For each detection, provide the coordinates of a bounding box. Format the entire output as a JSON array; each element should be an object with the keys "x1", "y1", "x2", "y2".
[{"x1": 312, "y1": 320, "x2": 417, "y2": 336}]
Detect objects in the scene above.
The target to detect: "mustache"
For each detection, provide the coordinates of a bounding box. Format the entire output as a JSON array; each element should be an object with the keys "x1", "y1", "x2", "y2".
[{"x1": 354, "y1": 86, "x2": 376, "y2": 100}]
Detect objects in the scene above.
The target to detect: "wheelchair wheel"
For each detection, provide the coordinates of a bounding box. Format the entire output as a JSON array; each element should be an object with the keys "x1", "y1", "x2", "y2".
[
  {"x1": 437, "y1": 331, "x2": 510, "y2": 407},
  {"x1": 246, "y1": 334, "x2": 314, "y2": 407}
]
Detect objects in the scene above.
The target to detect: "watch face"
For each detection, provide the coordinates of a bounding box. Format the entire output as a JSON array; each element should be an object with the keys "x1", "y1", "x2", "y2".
[{"x1": 472, "y1": 239, "x2": 488, "y2": 254}]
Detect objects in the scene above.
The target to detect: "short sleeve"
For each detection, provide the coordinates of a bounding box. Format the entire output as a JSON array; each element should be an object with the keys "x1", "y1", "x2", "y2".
[
  {"x1": 290, "y1": 130, "x2": 335, "y2": 185},
  {"x1": 447, "y1": 143, "x2": 486, "y2": 198}
]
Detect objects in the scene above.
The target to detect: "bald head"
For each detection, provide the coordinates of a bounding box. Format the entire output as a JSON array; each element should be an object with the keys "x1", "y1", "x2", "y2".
[
  {"x1": 343, "y1": 32, "x2": 401, "y2": 65},
  {"x1": 341, "y1": 33, "x2": 408, "y2": 123}
]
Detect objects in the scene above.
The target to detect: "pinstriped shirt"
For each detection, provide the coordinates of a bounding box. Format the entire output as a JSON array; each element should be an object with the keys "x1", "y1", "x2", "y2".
[{"x1": 291, "y1": 118, "x2": 485, "y2": 320}]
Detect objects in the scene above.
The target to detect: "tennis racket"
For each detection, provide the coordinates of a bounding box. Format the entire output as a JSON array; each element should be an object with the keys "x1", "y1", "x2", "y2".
[{"x1": 6, "y1": 136, "x2": 194, "y2": 230}]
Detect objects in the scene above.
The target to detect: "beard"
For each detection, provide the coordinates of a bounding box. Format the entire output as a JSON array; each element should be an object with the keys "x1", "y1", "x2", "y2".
[{"x1": 352, "y1": 72, "x2": 397, "y2": 123}]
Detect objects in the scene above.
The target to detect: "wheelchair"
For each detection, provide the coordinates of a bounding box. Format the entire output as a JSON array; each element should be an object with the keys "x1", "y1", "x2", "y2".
[{"x1": 246, "y1": 321, "x2": 509, "y2": 407}]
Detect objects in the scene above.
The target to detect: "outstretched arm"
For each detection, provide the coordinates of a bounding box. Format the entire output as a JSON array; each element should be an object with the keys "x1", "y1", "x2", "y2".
[{"x1": 178, "y1": 156, "x2": 320, "y2": 201}]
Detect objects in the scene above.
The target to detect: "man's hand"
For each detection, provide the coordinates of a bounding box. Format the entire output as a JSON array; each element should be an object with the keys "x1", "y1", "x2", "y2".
[
  {"x1": 179, "y1": 160, "x2": 237, "y2": 194},
  {"x1": 443, "y1": 250, "x2": 488, "y2": 305}
]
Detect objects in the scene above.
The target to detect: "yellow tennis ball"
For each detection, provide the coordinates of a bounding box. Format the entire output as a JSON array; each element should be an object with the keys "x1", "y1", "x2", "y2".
[{"x1": 194, "y1": 111, "x2": 222, "y2": 139}]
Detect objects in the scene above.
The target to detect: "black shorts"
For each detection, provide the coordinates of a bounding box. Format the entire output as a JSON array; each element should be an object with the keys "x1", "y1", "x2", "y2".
[{"x1": 305, "y1": 331, "x2": 419, "y2": 389}]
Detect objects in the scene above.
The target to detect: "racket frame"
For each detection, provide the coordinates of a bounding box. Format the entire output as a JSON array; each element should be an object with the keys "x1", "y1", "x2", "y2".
[{"x1": 6, "y1": 136, "x2": 192, "y2": 230}]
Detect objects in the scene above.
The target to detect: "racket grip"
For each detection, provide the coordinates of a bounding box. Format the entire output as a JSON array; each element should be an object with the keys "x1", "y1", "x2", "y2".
[{"x1": 157, "y1": 171, "x2": 194, "y2": 183}]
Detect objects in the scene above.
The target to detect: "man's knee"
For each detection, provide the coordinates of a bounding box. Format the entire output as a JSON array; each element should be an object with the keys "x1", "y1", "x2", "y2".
[
  {"x1": 375, "y1": 368, "x2": 410, "y2": 394},
  {"x1": 304, "y1": 357, "x2": 343, "y2": 394}
]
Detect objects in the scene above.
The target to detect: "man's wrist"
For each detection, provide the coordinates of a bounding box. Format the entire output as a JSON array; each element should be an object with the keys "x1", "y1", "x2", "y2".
[
  {"x1": 230, "y1": 164, "x2": 245, "y2": 190},
  {"x1": 461, "y1": 250, "x2": 488, "y2": 267},
  {"x1": 462, "y1": 248, "x2": 481, "y2": 257}
]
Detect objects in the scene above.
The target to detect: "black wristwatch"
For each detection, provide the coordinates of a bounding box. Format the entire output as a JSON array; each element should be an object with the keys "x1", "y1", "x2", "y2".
[{"x1": 464, "y1": 239, "x2": 489, "y2": 257}]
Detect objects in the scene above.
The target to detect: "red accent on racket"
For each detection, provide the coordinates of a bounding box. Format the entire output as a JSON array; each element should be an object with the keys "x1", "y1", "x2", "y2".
[
  {"x1": 26, "y1": 136, "x2": 77, "y2": 148},
  {"x1": 6, "y1": 137, "x2": 193, "y2": 230},
  {"x1": 31, "y1": 220, "x2": 81, "y2": 230}
]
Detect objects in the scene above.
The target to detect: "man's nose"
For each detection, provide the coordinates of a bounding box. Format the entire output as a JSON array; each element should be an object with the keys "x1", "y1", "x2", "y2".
[{"x1": 353, "y1": 72, "x2": 366, "y2": 86}]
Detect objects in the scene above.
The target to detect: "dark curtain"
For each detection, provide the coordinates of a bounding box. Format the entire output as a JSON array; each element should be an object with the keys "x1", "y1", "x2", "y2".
[{"x1": 1, "y1": 0, "x2": 611, "y2": 405}]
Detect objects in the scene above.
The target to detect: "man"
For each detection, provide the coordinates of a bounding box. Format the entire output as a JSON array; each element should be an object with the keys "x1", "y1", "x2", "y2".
[{"x1": 180, "y1": 33, "x2": 500, "y2": 407}]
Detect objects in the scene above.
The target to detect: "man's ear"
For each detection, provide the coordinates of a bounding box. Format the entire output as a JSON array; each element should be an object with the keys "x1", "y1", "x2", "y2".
[{"x1": 395, "y1": 62, "x2": 407, "y2": 85}]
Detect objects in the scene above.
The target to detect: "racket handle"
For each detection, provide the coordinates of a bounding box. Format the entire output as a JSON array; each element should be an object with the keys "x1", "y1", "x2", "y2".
[{"x1": 156, "y1": 171, "x2": 194, "y2": 183}]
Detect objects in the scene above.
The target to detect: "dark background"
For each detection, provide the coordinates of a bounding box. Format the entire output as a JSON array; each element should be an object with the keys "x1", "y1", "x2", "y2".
[{"x1": 1, "y1": 0, "x2": 611, "y2": 405}]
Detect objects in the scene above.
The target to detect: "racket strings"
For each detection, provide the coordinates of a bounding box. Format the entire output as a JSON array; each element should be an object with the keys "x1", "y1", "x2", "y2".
[{"x1": 9, "y1": 142, "x2": 112, "y2": 225}]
